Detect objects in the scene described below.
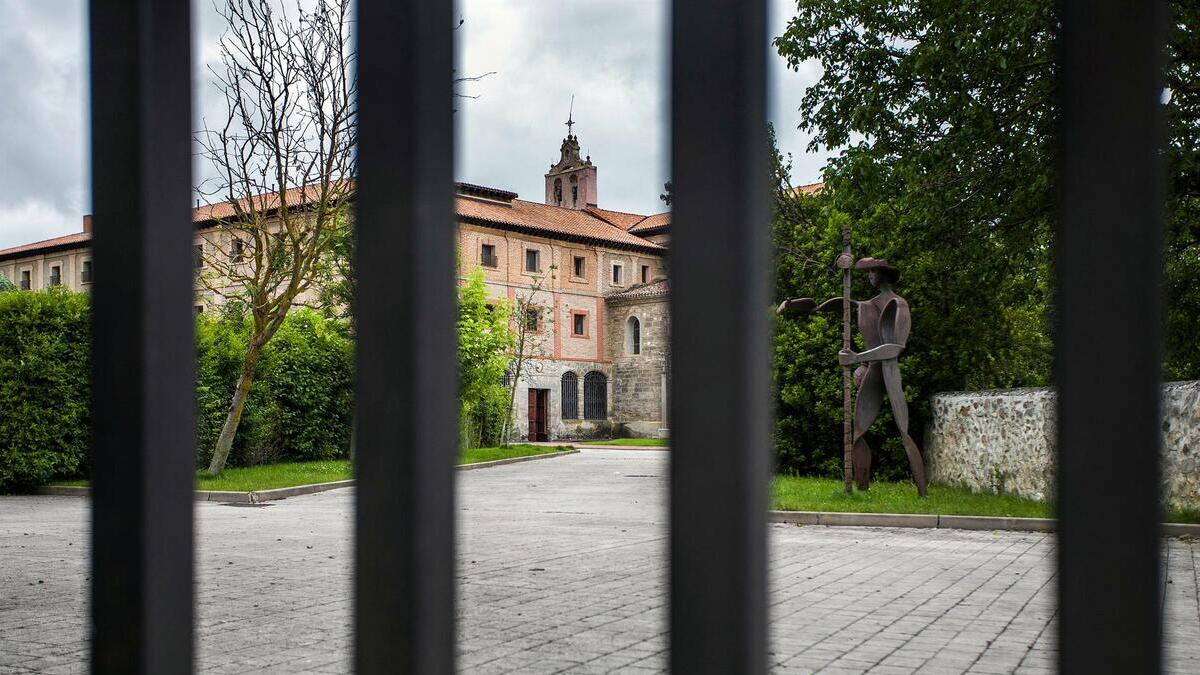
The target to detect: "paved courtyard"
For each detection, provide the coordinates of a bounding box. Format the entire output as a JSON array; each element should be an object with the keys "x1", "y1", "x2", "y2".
[{"x1": 2, "y1": 448, "x2": 1198, "y2": 674}]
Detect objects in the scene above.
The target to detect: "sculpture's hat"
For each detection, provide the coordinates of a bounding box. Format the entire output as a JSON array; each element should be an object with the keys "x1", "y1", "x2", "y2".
[{"x1": 855, "y1": 257, "x2": 900, "y2": 279}]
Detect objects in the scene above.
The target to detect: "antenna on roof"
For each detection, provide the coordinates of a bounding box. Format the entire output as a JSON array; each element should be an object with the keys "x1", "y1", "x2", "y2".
[{"x1": 565, "y1": 94, "x2": 575, "y2": 138}]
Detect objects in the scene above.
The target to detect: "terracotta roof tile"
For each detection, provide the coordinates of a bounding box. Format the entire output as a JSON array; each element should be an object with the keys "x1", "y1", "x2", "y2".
[
  {"x1": 791, "y1": 181, "x2": 825, "y2": 196},
  {"x1": 0, "y1": 231, "x2": 92, "y2": 261},
  {"x1": 193, "y1": 184, "x2": 338, "y2": 223},
  {"x1": 606, "y1": 279, "x2": 670, "y2": 303},
  {"x1": 584, "y1": 206, "x2": 648, "y2": 231},
  {"x1": 2, "y1": 182, "x2": 666, "y2": 261},
  {"x1": 628, "y1": 211, "x2": 670, "y2": 234},
  {"x1": 457, "y1": 198, "x2": 664, "y2": 253}
]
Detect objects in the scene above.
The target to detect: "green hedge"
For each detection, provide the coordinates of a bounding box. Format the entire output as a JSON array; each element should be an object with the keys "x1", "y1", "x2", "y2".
[
  {"x1": 0, "y1": 289, "x2": 92, "y2": 490},
  {"x1": 0, "y1": 291, "x2": 354, "y2": 491},
  {"x1": 195, "y1": 307, "x2": 354, "y2": 468}
]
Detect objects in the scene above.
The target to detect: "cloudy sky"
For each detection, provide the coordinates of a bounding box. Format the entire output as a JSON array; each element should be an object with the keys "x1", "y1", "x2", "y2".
[{"x1": 0, "y1": 0, "x2": 828, "y2": 250}]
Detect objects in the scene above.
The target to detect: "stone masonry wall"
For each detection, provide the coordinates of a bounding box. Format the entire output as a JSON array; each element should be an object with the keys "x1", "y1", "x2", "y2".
[
  {"x1": 926, "y1": 381, "x2": 1200, "y2": 510},
  {"x1": 605, "y1": 298, "x2": 670, "y2": 437}
]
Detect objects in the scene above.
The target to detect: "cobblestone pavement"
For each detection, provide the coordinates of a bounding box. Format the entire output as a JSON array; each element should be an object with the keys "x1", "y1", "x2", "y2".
[{"x1": 2, "y1": 449, "x2": 1198, "y2": 674}]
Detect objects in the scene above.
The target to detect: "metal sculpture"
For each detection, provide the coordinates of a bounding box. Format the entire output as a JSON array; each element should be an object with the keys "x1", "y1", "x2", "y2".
[{"x1": 777, "y1": 257, "x2": 929, "y2": 497}]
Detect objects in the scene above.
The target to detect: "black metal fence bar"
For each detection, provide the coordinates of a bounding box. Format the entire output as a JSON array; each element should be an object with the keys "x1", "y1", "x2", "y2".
[
  {"x1": 354, "y1": 0, "x2": 457, "y2": 672},
  {"x1": 669, "y1": 1, "x2": 770, "y2": 672},
  {"x1": 1057, "y1": 1, "x2": 1166, "y2": 672},
  {"x1": 88, "y1": 1, "x2": 196, "y2": 673}
]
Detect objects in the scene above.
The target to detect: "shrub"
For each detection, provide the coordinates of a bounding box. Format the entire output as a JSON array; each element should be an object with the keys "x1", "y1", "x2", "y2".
[
  {"x1": 255, "y1": 309, "x2": 353, "y2": 461},
  {"x1": 0, "y1": 289, "x2": 91, "y2": 491},
  {"x1": 195, "y1": 307, "x2": 353, "y2": 467}
]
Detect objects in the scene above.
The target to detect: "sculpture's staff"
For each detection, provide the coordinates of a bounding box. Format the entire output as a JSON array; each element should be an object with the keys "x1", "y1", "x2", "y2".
[{"x1": 838, "y1": 224, "x2": 853, "y2": 494}]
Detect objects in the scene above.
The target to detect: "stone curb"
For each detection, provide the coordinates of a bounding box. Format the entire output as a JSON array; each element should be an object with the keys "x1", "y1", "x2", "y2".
[
  {"x1": 573, "y1": 444, "x2": 670, "y2": 451},
  {"x1": 34, "y1": 449, "x2": 580, "y2": 503},
  {"x1": 769, "y1": 511, "x2": 1200, "y2": 537}
]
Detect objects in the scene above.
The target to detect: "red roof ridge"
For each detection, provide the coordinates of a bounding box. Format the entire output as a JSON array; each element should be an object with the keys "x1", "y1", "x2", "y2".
[
  {"x1": 0, "y1": 231, "x2": 93, "y2": 259},
  {"x1": 3, "y1": 182, "x2": 668, "y2": 261}
]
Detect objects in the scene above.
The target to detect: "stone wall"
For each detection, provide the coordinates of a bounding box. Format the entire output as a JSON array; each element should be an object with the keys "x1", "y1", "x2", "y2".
[
  {"x1": 512, "y1": 357, "x2": 613, "y2": 441},
  {"x1": 926, "y1": 381, "x2": 1200, "y2": 510},
  {"x1": 605, "y1": 297, "x2": 670, "y2": 438}
]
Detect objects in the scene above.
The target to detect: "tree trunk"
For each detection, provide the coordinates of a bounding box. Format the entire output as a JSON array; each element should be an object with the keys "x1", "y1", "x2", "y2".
[{"x1": 208, "y1": 345, "x2": 262, "y2": 475}]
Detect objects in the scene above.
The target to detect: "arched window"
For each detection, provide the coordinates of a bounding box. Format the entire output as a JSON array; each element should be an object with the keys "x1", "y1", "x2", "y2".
[
  {"x1": 570, "y1": 175, "x2": 579, "y2": 206},
  {"x1": 584, "y1": 372, "x2": 607, "y2": 420},
  {"x1": 561, "y1": 372, "x2": 579, "y2": 419},
  {"x1": 554, "y1": 178, "x2": 563, "y2": 205},
  {"x1": 626, "y1": 316, "x2": 641, "y2": 355}
]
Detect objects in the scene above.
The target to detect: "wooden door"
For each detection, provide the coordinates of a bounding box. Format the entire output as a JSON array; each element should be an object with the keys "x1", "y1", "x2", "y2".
[{"x1": 527, "y1": 389, "x2": 548, "y2": 441}]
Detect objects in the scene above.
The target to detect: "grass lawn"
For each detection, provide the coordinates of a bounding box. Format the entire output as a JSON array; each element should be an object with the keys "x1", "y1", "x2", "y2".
[
  {"x1": 773, "y1": 475, "x2": 1049, "y2": 518},
  {"x1": 51, "y1": 444, "x2": 571, "y2": 493},
  {"x1": 773, "y1": 475, "x2": 1200, "y2": 524},
  {"x1": 589, "y1": 438, "x2": 669, "y2": 447},
  {"x1": 459, "y1": 444, "x2": 573, "y2": 464}
]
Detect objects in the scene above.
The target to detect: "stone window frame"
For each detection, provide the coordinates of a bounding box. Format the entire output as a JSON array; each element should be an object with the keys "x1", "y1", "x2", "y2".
[
  {"x1": 480, "y1": 241, "x2": 499, "y2": 268},
  {"x1": 611, "y1": 262, "x2": 625, "y2": 286},
  {"x1": 18, "y1": 265, "x2": 33, "y2": 290},
  {"x1": 640, "y1": 264, "x2": 651, "y2": 284},
  {"x1": 48, "y1": 263, "x2": 63, "y2": 287},
  {"x1": 625, "y1": 315, "x2": 642, "y2": 355},
  {"x1": 569, "y1": 309, "x2": 590, "y2": 338},
  {"x1": 80, "y1": 258, "x2": 94, "y2": 284},
  {"x1": 523, "y1": 305, "x2": 544, "y2": 334},
  {"x1": 229, "y1": 237, "x2": 246, "y2": 262},
  {"x1": 523, "y1": 245, "x2": 545, "y2": 275},
  {"x1": 571, "y1": 254, "x2": 587, "y2": 281}
]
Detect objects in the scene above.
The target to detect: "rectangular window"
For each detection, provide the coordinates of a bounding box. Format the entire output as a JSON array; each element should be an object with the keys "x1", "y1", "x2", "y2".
[
  {"x1": 612, "y1": 264, "x2": 623, "y2": 284},
  {"x1": 573, "y1": 256, "x2": 586, "y2": 278},
  {"x1": 641, "y1": 265, "x2": 651, "y2": 284},
  {"x1": 481, "y1": 243, "x2": 497, "y2": 268},
  {"x1": 20, "y1": 270, "x2": 31, "y2": 290},
  {"x1": 230, "y1": 238, "x2": 244, "y2": 261},
  {"x1": 49, "y1": 265, "x2": 62, "y2": 287},
  {"x1": 194, "y1": 244, "x2": 204, "y2": 269},
  {"x1": 572, "y1": 312, "x2": 586, "y2": 336},
  {"x1": 525, "y1": 307, "x2": 539, "y2": 332},
  {"x1": 81, "y1": 260, "x2": 93, "y2": 283},
  {"x1": 525, "y1": 248, "x2": 541, "y2": 273},
  {"x1": 194, "y1": 305, "x2": 204, "y2": 315}
]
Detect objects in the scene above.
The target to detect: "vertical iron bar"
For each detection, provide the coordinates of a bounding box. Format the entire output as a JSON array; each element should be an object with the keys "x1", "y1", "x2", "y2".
[
  {"x1": 1057, "y1": 1, "x2": 1166, "y2": 672},
  {"x1": 354, "y1": 0, "x2": 456, "y2": 673},
  {"x1": 89, "y1": 1, "x2": 195, "y2": 673},
  {"x1": 669, "y1": 1, "x2": 769, "y2": 673}
]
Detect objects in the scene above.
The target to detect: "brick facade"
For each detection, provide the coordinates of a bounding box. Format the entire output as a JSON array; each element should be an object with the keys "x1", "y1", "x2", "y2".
[{"x1": 1, "y1": 136, "x2": 674, "y2": 441}]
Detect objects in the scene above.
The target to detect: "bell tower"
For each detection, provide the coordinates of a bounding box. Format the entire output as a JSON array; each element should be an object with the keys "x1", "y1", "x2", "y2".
[{"x1": 545, "y1": 102, "x2": 597, "y2": 209}]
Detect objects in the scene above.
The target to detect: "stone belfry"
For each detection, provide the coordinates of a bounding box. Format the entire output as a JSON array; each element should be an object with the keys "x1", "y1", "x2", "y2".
[{"x1": 545, "y1": 105, "x2": 598, "y2": 209}]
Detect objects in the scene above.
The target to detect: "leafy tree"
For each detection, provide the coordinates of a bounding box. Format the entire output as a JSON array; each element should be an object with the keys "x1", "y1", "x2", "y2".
[
  {"x1": 457, "y1": 268, "x2": 514, "y2": 448},
  {"x1": 774, "y1": 0, "x2": 1198, "y2": 387},
  {"x1": 771, "y1": 0, "x2": 1199, "y2": 476},
  {"x1": 502, "y1": 268, "x2": 556, "y2": 445},
  {"x1": 195, "y1": 0, "x2": 356, "y2": 474}
]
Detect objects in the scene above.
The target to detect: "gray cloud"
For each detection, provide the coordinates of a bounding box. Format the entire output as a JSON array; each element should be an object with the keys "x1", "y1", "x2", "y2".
[
  {"x1": 0, "y1": 0, "x2": 88, "y2": 248},
  {"x1": 0, "y1": 0, "x2": 830, "y2": 249}
]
